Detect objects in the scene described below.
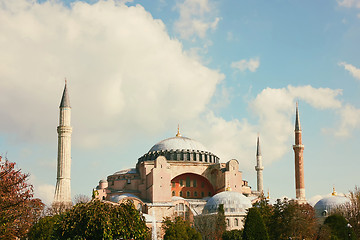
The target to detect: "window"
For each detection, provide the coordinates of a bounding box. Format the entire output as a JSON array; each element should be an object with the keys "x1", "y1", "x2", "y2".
[
  {"x1": 208, "y1": 192, "x2": 211, "y2": 196},
  {"x1": 127, "y1": 179, "x2": 131, "y2": 184},
  {"x1": 180, "y1": 179, "x2": 184, "y2": 187},
  {"x1": 172, "y1": 182, "x2": 175, "y2": 187},
  {"x1": 186, "y1": 177, "x2": 190, "y2": 187},
  {"x1": 172, "y1": 191, "x2": 175, "y2": 196},
  {"x1": 179, "y1": 203, "x2": 184, "y2": 210},
  {"x1": 201, "y1": 192, "x2": 204, "y2": 197},
  {"x1": 111, "y1": 181, "x2": 114, "y2": 186},
  {"x1": 194, "y1": 191, "x2": 198, "y2": 197},
  {"x1": 226, "y1": 218, "x2": 230, "y2": 227},
  {"x1": 235, "y1": 218, "x2": 239, "y2": 226},
  {"x1": 179, "y1": 191, "x2": 183, "y2": 197},
  {"x1": 186, "y1": 191, "x2": 190, "y2": 197},
  {"x1": 201, "y1": 182, "x2": 205, "y2": 188},
  {"x1": 193, "y1": 179, "x2": 197, "y2": 187}
]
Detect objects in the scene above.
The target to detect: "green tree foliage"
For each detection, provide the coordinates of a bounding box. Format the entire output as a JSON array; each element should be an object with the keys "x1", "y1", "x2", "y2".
[
  {"x1": 53, "y1": 200, "x2": 148, "y2": 239},
  {"x1": 215, "y1": 204, "x2": 226, "y2": 240},
  {"x1": 255, "y1": 198, "x2": 318, "y2": 240},
  {"x1": 269, "y1": 199, "x2": 317, "y2": 240},
  {"x1": 337, "y1": 186, "x2": 360, "y2": 238},
  {"x1": 242, "y1": 207, "x2": 269, "y2": 240},
  {"x1": 253, "y1": 194, "x2": 273, "y2": 231},
  {"x1": 163, "y1": 216, "x2": 201, "y2": 240},
  {"x1": 323, "y1": 214, "x2": 356, "y2": 240},
  {"x1": 222, "y1": 229, "x2": 243, "y2": 240},
  {"x1": 0, "y1": 156, "x2": 44, "y2": 239},
  {"x1": 28, "y1": 215, "x2": 59, "y2": 240}
]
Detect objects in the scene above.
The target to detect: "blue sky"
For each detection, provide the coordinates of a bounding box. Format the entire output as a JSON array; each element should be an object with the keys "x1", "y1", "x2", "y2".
[{"x1": 0, "y1": 0, "x2": 359, "y2": 205}]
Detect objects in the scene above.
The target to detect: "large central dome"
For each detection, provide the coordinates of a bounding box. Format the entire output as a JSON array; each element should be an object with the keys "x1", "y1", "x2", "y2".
[
  {"x1": 149, "y1": 136, "x2": 208, "y2": 152},
  {"x1": 138, "y1": 134, "x2": 219, "y2": 164}
]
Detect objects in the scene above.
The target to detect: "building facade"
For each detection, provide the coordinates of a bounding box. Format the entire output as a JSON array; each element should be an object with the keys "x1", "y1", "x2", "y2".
[{"x1": 94, "y1": 130, "x2": 253, "y2": 234}]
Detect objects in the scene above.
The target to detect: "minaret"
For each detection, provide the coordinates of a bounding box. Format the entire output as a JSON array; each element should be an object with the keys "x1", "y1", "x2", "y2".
[
  {"x1": 54, "y1": 80, "x2": 72, "y2": 206},
  {"x1": 293, "y1": 102, "x2": 306, "y2": 203},
  {"x1": 255, "y1": 135, "x2": 264, "y2": 194}
]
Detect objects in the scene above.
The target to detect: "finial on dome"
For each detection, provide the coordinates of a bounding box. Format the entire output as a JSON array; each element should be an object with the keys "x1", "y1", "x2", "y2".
[
  {"x1": 332, "y1": 186, "x2": 337, "y2": 196},
  {"x1": 225, "y1": 180, "x2": 231, "y2": 191},
  {"x1": 176, "y1": 124, "x2": 181, "y2": 137},
  {"x1": 267, "y1": 189, "x2": 270, "y2": 199}
]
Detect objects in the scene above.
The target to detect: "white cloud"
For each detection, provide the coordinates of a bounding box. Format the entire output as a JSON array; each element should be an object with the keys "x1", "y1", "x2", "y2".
[
  {"x1": 174, "y1": 0, "x2": 220, "y2": 40},
  {"x1": 186, "y1": 85, "x2": 352, "y2": 171},
  {"x1": 29, "y1": 175, "x2": 55, "y2": 205},
  {"x1": 339, "y1": 62, "x2": 360, "y2": 80},
  {"x1": 0, "y1": 0, "x2": 224, "y2": 148},
  {"x1": 334, "y1": 104, "x2": 360, "y2": 137},
  {"x1": 337, "y1": 0, "x2": 360, "y2": 8},
  {"x1": 231, "y1": 58, "x2": 260, "y2": 72}
]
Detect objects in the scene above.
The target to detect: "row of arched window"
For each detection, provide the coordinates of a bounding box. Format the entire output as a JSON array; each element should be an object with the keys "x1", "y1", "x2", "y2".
[
  {"x1": 172, "y1": 190, "x2": 211, "y2": 198},
  {"x1": 226, "y1": 218, "x2": 240, "y2": 227}
]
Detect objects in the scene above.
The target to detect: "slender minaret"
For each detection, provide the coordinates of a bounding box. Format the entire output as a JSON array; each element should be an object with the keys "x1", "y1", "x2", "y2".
[
  {"x1": 293, "y1": 102, "x2": 306, "y2": 203},
  {"x1": 54, "y1": 80, "x2": 72, "y2": 206},
  {"x1": 255, "y1": 135, "x2": 264, "y2": 194}
]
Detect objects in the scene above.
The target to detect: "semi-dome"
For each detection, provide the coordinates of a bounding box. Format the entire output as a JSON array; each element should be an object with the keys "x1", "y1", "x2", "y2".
[
  {"x1": 314, "y1": 194, "x2": 350, "y2": 218},
  {"x1": 149, "y1": 136, "x2": 208, "y2": 152},
  {"x1": 138, "y1": 134, "x2": 219, "y2": 164},
  {"x1": 203, "y1": 191, "x2": 252, "y2": 214}
]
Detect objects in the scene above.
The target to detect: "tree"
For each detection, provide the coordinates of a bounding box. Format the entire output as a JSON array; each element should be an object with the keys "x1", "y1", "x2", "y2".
[
  {"x1": 215, "y1": 204, "x2": 226, "y2": 240},
  {"x1": 253, "y1": 194, "x2": 273, "y2": 232},
  {"x1": 73, "y1": 194, "x2": 91, "y2": 204},
  {"x1": 28, "y1": 215, "x2": 59, "y2": 240},
  {"x1": 222, "y1": 229, "x2": 243, "y2": 240},
  {"x1": 0, "y1": 156, "x2": 44, "y2": 239},
  {"x1": 163, "y1": 216, "x2": 201, "y2": 240},
  {"x1": 53, "y1": 199, "x2": 149, "y2": 239},
  {"x1": 268, "y1": 198, "x2": 318, "y2": 240},
  {"x1": 338, "y1": 186, "x2": 360, "y2": 238},
  {"x1": 242, "y1": 207, "x2": 269, "y2": 240},
  {"x1": 193, "y1": 213, "x2": 217, "y2": 240},
  {"x1": 323, "y1": 214, "x2": 356, "y2": 240}
]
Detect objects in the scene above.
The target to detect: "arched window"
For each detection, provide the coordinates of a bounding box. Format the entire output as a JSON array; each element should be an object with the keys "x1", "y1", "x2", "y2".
[
  {"x1": 172, "y1": 191, "x2": 175, "y2": 196},
  {"x1": 187, "y1": 191, "x2": 190, "y2": 197},
  {"x1": 234, "y1": 218, "x2": 239, "y2": 226},
  {"x1": 179, "y1": 191, "x2": 183, "y2": 197},
  {"x1": 201, "y1": 192, "x2": 204, "y2": 198},
  {"x1": 194, "y1": 191, "x2": 198, "y2": 197},
  {"x1": 226, "y1": 218, "x2": 230, "y2": 227}
]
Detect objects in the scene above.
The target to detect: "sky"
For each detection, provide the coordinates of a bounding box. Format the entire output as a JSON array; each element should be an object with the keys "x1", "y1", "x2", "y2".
[{"x1": 0, "y1": 0, "x2": 359, "y2": 205}]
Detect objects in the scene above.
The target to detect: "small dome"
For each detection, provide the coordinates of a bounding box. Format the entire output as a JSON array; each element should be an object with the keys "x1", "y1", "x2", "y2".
[
  {"x1": 314, "y1": 195, "x2": 350, "y2": 217},
  {"x1": 99, "y1": 179, "x2": 107, "y2": 183},
  {"x1": 203, "y1": 191, "x2": 252, "y2": 214},
  {"x1": 149, "y1": 136, "x2": 208, "y2": 152},
  {"x1": 110, "y1": 193, "x2": 141, "y2": 203}
]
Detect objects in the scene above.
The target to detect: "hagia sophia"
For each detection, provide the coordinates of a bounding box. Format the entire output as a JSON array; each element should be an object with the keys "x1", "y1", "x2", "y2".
[{"x1": 54, "y1": 82, "x2": 351, "y2": 236}]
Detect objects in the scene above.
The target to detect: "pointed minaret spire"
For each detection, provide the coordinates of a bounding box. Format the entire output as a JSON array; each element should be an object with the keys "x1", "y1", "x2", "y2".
[
  {"x1": 54, "y1": 80, "x2": 73, "y2": 207},
  {"x1": 60, "y1": 78, "x2": 71, "y2": 108},
  {"x1": 256, "y1": 134, "x2": 261, "y2": 157},
  {"x1": 295, "y1": 101, "x2": 301, "y2": 131},
  {"x1": 255, "y1": 134, "x2": 264, "y2": 194},
  {"x1": 293, "y1": 102, "x2": 306, "y2": 203}
]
